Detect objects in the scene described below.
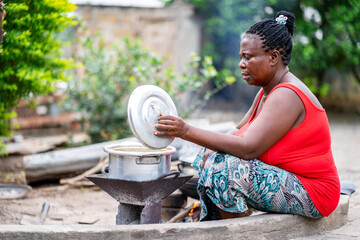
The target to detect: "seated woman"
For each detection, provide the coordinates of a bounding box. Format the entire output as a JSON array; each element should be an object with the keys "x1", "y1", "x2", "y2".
[{"x1": 155, "y1": 10, "x2": 340, "y2": 221}]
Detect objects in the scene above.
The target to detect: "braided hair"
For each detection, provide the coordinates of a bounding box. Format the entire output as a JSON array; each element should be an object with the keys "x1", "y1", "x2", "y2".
[{"x1": 246, "y1": 11, "x2": 295, "y2": 66}]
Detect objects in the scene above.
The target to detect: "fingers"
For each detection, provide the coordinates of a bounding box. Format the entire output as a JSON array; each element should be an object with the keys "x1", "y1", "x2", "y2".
[
  {"x1": 154, "y1": 115, "x2": 187, "y2": 137},
  {"x1": 201, "y1": 159, "x2": 207, "y2": 169},
  {"x1": 201, "y1": 153, "x2": 210, "y2": 169},
  {"x1": 201, "y1": 149, "x2": 215, "y2": 169},
  {"x1": 204, "y1": 149, "x2": 215, "y2": 159},
  {"x1": 155, "y1": 118, "x2": 176, "y2": 131},
  {"x1": 153, "y1": 130, "x2": 167, "y2": 136},
  {"x1": 154, "y1": 117, "x2": 176, "y2": 136},
  {"x1": 158, "y1": 115, "x2": 177, "y2": 121},
  {"x1": 156, "y1": 116, "x2": 177, "y2": 129},
  {"x1": 154, "y1": 124, "x2": 183, "y2": 136},
  {"x1": 155, "y1": 122, "x2": 172, "y2": 130},
  {"x1": 157, "y1": 119, "x2": 176, "y2": 126}
]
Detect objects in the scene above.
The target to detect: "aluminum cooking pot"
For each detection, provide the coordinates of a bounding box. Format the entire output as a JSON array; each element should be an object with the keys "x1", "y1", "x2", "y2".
[{"x1": 102, "y1": 142, "x2": 176, "y2": 181}]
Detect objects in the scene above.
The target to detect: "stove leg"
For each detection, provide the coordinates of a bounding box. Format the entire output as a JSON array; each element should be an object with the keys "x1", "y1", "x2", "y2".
[
  {"x1": 116, "y1": 202, "x2": 142, "y2": 225},
  {"x1": 140, "y1": 202, "x2": 162, "y2": 224}
]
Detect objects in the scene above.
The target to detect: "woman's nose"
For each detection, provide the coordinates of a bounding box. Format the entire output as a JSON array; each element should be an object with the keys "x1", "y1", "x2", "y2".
[{"x1": 239, "y1": 59, "x2": 245, "y2": 69}]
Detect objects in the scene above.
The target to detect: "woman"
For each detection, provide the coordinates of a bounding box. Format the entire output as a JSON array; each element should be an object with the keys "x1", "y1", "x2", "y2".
[{"x1": 155, "y1": 11, "x2": 340, "y2": 221}]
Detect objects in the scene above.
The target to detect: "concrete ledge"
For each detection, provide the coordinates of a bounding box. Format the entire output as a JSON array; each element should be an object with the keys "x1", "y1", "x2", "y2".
[{"x1": 0, "y1": 195, "x2": 349, "y2": 240}]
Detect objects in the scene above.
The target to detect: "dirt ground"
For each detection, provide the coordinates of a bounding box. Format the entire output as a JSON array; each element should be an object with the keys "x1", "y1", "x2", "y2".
[
  {"x1": 0, "y1": 112, "x2": 359, "y2": 225},
  {"x1": 0, "y1": 184, "x2": 117, "y2": 225}
]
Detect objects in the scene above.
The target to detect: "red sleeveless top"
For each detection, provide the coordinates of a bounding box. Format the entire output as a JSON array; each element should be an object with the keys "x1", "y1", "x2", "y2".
[{"x1": 235, "y1": 83, "x2": 340, "y2": 217}]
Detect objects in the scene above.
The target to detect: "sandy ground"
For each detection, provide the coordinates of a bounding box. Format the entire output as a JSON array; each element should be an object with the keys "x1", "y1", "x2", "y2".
[
  {"x1": 0, "y1": 112, "x2": 359, "y2": 226},
  {"x1": 0, "y1": 185, "x2": 117, "y2": 225},
  {"x1": 328, "y1": 114, "x2": 360, "y2": 218}
]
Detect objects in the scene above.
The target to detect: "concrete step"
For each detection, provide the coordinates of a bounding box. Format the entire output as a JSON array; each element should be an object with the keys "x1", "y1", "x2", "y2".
[{"x1": 0, "y1": 195, "x2": 349, "y2": 240}]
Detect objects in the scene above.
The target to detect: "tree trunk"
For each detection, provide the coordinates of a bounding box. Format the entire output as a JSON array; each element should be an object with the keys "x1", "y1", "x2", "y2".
[{"x1": 0, "y1": 1, "x2": 5, "y2": 45}]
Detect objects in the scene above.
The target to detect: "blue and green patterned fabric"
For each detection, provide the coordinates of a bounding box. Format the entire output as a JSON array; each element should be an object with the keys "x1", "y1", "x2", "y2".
[{"x1": 192, "y1": 148, "x2": 323, "y2": 221}]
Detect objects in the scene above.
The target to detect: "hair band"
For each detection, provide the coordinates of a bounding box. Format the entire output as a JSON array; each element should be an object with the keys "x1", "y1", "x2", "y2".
[{"x1": 275, "y1": 15, "x2": 288, "y2": 25}]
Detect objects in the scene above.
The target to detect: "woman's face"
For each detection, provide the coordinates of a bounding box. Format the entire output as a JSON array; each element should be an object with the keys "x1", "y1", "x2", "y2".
[{"x1": 239, "y1": 34, "x2": 273, "y2": 86}]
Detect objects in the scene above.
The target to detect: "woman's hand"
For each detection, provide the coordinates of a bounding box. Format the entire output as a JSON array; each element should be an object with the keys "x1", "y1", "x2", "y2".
[
  {"x1": 154, "y1": 115, "x2": 190, "y2": 138},
  {"x1": 202, "y1": 148, "x2": 215, "y2": 169}
]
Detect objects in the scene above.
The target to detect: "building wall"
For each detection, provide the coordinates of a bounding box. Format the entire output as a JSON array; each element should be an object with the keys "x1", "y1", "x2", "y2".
[{"x1": 73, "y1": 0, "x2": 201, "y2": 73}]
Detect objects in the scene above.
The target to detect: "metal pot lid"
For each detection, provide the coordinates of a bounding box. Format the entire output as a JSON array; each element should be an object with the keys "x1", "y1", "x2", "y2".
[{"x1": 127, "y1": 85, "x2": 178, "y2": 149}]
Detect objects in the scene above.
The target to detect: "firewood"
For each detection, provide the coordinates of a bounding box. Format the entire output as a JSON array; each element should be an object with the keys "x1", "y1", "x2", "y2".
[
  {"x1": 60, "y1": 157, "x2": 108, "y2": 186},
  {"x1": 168, "y1": 207, "x2": 192, "y2": 223}
]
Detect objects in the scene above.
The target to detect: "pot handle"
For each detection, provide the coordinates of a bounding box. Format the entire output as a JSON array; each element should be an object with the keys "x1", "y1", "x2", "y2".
[
  {"x1": 101, "y1": 164, "x2": 109, "y2": 176},
  {"x1": 136, "y1": 155, "x2": 161, "y2": 164},
  {"x1": 177, "y1": 162, "x2": 185, "y2": 173},
  {"x1": 151, "y1": 103, "x2": 162, "y2": 116},
  {"x1": 157, "y1": 171, "x2": 180, "y2": 180}
]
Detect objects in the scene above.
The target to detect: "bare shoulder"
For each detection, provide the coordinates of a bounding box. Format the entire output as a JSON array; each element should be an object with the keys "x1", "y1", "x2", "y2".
[
  {"x1": 266, "y1": 86, "x2": 304, "y2": 111},
  {"x1": 282, "y1": 75, "x2": 324, "y2": 109}
]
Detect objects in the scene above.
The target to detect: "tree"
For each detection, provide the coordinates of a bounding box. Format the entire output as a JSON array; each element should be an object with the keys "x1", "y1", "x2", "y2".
[
  {"x1": 287, "y1": 0, "x2": 360, "y2": 97},
  {"x1": 0, "y1": 0, "x2": 5, "y2": 45},
  {"x1": 0, "y1": 0, "x2": 77, "y2": 152}
]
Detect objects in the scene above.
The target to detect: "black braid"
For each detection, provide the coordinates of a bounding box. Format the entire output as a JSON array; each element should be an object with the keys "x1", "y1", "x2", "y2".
[{"x1": 246, "y1": 11, "x2": 295, "y2": 66}]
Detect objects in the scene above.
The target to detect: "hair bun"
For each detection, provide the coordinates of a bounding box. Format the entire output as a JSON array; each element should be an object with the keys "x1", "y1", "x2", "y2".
[{"x1": 273, "y1": 11, "x2": 295, "y2": 36}]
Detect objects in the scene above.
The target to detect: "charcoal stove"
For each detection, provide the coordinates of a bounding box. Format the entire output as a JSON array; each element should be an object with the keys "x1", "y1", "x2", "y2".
[
  {"x1": 86, "y1": 85, "x2": 193, "y2": 224},
  {"x1": 86, "y1": 172, "x2": 192, "y2": 224}
]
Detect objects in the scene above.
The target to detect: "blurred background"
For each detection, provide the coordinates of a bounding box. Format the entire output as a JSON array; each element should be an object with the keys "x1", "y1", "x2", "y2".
[
  {"x1": 0, "y1": 0, "x2": 359, "y2": 175},
  {"x1": 0, "y1": 0, "x2": 360, "y2": 227}
]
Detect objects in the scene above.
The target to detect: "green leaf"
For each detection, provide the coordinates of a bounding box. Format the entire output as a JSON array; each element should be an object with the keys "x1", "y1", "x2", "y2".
[{"x1": 0, "y1": 0, "x2": 78, "y2": 153}]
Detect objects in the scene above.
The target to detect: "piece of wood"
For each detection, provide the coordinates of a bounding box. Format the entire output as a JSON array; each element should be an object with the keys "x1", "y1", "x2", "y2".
[
  {"x1": 167, "y1": 207, "x2": 192, "y2": 223},
  {"x1": 23, "y1": 137, "x2": 136, "y2": 183},
  {"x1": 78, "y1": 217, "x2": 99, "y2": 225},
  {"x1": 5, "y1": 135, "x2": 68, "y2": 155},
  {"x1": 10, "y1": 112, "x2": 81, "y2": 129},
  {"x1": 60, "y1": 157, "x2": 108, "y2": 186},
  {"x1": 20, "y1": 214, "x2": 40, "y2": 225}
]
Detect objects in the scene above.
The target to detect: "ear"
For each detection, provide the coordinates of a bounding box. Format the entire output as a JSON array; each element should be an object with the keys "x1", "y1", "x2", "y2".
[{"x1": 269, "y1": 49, "x2": 281, "y2": 66}]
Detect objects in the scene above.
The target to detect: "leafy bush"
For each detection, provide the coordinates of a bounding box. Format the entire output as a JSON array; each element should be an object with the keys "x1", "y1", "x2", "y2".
[
  {"x1": 0, "y1": 0, "x2": 77, "y2": 153},
  {"x1": 289, "y1": 0, "x2": 360, "y2": 96},
  {"x1": 63, "y1": 35, "x2": 235, "y2": 143}
]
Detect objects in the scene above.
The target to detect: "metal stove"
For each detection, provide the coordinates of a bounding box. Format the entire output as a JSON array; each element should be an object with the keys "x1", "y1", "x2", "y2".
[{"x1": 86, "y1": 172, "x2": 192, "y2": 225}]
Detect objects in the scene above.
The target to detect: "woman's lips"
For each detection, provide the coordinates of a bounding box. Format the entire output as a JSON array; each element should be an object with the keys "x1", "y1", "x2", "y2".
[
  {"x1": 242, "y1": 74, "x2": 250, "y2": 81},
  {"x1": 241, "y1": 71, "x2": 249, "y2": 79}
]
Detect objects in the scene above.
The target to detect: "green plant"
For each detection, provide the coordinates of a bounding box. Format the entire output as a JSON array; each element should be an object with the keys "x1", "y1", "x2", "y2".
[
  {"x1": 63, "y1": 35, "x2": 235, "y2": 143},
  {"x1": 0, "y1": 0, "x2": 77, "y2": 153},
  {"x1": 288, "y1": 0, "x2": 360, "y2": 97}
]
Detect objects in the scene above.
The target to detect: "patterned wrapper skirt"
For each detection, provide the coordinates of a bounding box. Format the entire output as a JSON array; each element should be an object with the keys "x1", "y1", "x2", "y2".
[{"x1": 192, "y1": 148, "x2": 323, "y2": 221}]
